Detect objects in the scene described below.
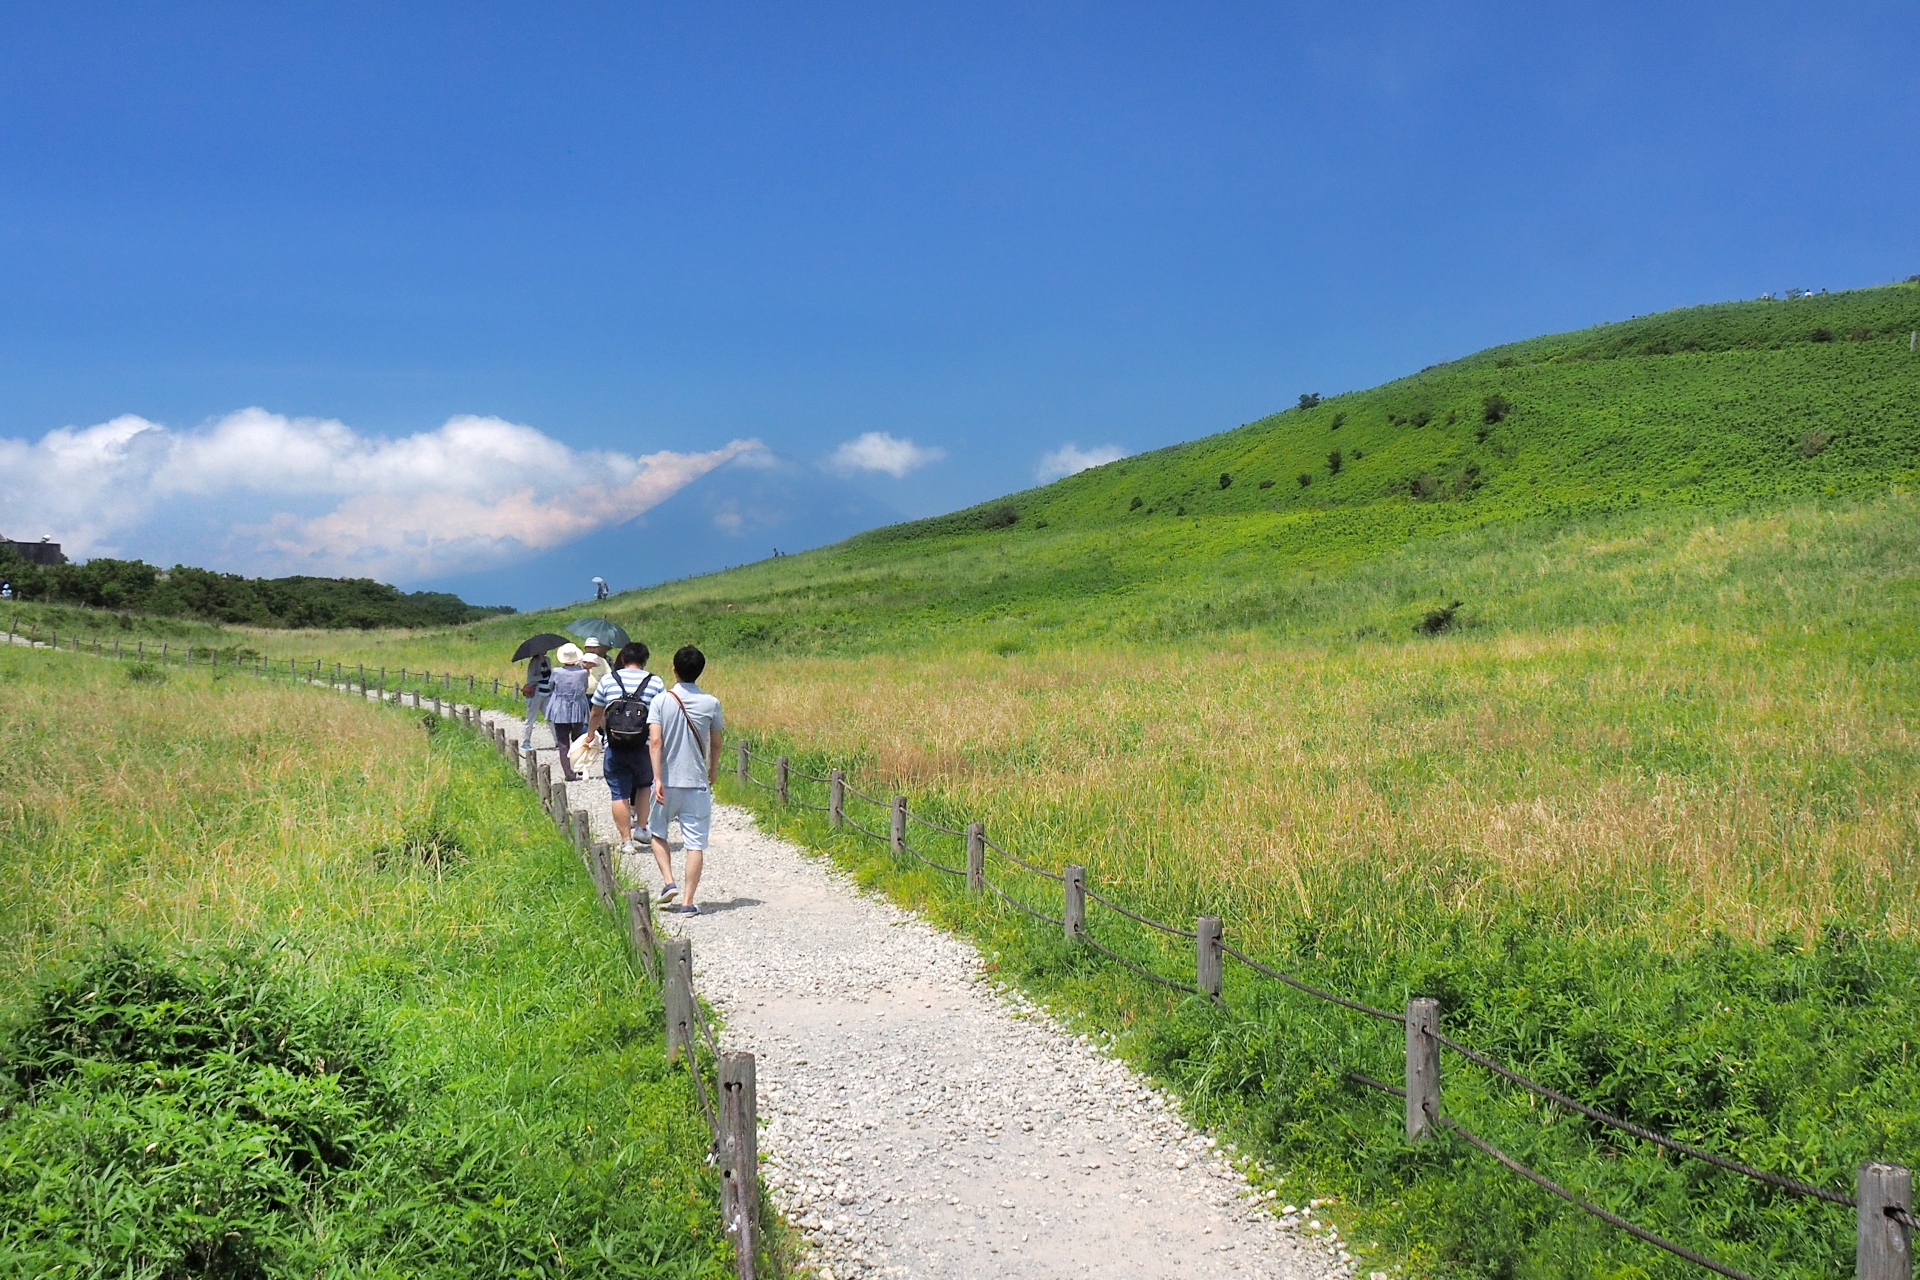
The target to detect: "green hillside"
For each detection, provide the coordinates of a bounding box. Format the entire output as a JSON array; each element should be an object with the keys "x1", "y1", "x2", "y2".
[{"x1": 578, "y1": 282, "x2": 1920, "y2": 655}]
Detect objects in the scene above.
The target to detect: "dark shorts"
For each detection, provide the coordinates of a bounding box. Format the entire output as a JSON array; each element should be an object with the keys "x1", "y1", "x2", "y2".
[{"x1": 604, "y1": 745, "x2": 654, "y2": 805}]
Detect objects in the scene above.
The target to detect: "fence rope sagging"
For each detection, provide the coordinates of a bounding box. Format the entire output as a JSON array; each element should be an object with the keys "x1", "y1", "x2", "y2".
[
  {"x1": 1430, "y1": 1029, "x2": 1856, "y2": 1206},
  {"x1": 1346, "y1": 1073, "x2": 1762, "y2": 1280},
  {"x1": 1084, "y1": 883, "x2": 1198, "y2": 939}
]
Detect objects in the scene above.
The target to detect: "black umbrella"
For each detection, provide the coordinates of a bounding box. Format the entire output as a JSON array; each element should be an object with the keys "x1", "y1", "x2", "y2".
[
  {"x1": 566, "y1": 617, "x2": 630, "y2": 649},
  {"x1": 511, "y1": 633, "x2": 570, "y2": 662}
]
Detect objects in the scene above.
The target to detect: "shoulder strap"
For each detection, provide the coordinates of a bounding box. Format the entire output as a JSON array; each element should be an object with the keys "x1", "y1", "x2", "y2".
[{"x1": 666, "y1": 689, "x2": 702, "y2": 741}]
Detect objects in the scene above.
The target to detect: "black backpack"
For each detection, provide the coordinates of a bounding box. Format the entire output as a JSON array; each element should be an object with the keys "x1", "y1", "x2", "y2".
[{"x1": 604, "y1": 674, "x2": 654, "y2": 747}]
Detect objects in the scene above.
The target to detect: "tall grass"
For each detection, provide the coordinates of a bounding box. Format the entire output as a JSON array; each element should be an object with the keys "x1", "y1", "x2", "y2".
[{"x1": 0, "y1": 649, "x2": 731, "y2": 1277}]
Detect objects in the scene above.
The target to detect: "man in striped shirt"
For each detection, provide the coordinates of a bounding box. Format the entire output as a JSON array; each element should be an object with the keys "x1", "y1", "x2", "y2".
[{"x1": 587, "y1": 641, "x2": 664, "y2": 857}]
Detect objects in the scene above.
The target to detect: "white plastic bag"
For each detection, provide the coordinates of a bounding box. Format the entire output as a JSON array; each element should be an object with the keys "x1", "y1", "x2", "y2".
[{"x1": 569, "y1": 731, "x2": 603, "y2": 775}]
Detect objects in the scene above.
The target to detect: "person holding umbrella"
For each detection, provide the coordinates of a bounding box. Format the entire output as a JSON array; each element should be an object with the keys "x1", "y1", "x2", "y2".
[{"x1": 511, "y1": 632, "x2": 568, "y2": 752}]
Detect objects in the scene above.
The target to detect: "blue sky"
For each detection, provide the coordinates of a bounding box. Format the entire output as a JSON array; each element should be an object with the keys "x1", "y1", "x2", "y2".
[{"x1": 3, "y1": 3, "x2": 1916, "y2": 601}]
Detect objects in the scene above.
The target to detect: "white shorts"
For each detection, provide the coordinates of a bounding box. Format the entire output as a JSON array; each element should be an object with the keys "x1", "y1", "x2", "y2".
[{"x1": 647, "y1": 786, "x2": 713, "y2": 851}]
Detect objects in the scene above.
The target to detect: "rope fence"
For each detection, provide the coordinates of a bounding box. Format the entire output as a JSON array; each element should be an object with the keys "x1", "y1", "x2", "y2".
[{"x1": 731, "y1": 740, "x2": 1912, "y2": 1280}]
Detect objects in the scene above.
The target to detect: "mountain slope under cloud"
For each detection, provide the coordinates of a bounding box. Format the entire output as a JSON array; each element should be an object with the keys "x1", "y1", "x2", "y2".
[{"x1": 420, "y1": 451, "x2": 900, "y2": 610}]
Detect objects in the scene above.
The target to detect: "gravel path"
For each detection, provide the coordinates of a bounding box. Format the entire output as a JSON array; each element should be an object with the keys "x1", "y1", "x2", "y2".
[{"x1": 483, "y1": 712, "x2": 1354, "y2": 1280}]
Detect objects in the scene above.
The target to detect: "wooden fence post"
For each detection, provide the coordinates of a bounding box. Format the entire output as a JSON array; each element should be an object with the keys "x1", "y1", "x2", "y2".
[
  {"x1": 538, "y1": 763, "x2": 553, "y2": 811},
  {"x1": 1860, "y1": 1162, "x2": 1913, "y2": 1280},
  {"x1": 891, "y1": 796, "x2": 907, "y2": 853},
  {"x1": 720, "y1": 1052, "x2": 759, "y2": 1278},
  {"x1": 966, "y1": 822, "x2": 985, "y2": 895},
  {"x1": 737, "y1": 741, "x2": 749, "y2": 784},
  {"x1": 1196, "y1": 916, "x2": 1223, "y2": 998},
  {"x1": 1063, "y1": 865, "x2": 1085, "y2": 938},
  {"x1": 1406, "y1": 997, "x2": 1441, "y2": 1143},
  {"x1": 593, "y1": 843, "x2": 615, "y2": 903},
  {"x1": 775, "y1": 756, "x2": 789, "y2": 805},
  {"x1": 378, "y1": 668, "x2": 386, "y2": 697},
  {"x1": 572, "y1": 809, "x2": 590, "y2": 854},
  {"x1": 627, "y1": 888, "x2": 659, "y2": 981},
  {"x1": 137, "y1": 640, "x2": 144, "y2": 660},
  {"x1": 829, "y1": 769, "x2": 845, "y2": 828},
  {"x1": 112, "y1": 638, "x2": 120, "y2": 658},
  {"x1": 662, "y1": 939, "x2": 693, "y2": 1062}
]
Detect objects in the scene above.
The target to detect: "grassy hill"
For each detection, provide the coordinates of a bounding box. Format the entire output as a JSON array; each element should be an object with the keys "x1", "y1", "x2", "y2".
[
  {"x1": 10, "y1": 282, "x2": 1920, "y2": 1278},
  {"x1": 584, "y1": 282, "x2": 1920, "y2": 656}
]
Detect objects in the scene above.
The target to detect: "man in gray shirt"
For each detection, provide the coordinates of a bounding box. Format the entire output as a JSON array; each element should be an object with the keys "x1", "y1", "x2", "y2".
[{"x1": 647, "y1": 645, "x2": 724, "y2": 915}]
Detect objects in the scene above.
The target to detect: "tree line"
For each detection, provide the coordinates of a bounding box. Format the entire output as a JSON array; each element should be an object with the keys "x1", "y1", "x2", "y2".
[{"x1": 0, "y1": 547, "x2": 514, "y2": 629}]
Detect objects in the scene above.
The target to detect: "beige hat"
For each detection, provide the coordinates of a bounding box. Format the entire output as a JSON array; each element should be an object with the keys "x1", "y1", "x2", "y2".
[{"x1": 556, "y1": 642, "x2": 584, "y2": 665}]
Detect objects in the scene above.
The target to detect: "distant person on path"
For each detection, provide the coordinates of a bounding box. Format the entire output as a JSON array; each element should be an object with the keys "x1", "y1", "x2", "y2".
[
  {"x1": 519, "y1": 646, "x2": 555, "y2": 751},
  {"x1": 546, "y1": 643, "x2": 593, "y2": 782},
  {"x1": 588, "y1": 642, "x2": 664, "y2": 858},
  {"x1": 647, "y1": 645, "x2": 724, "y2": 916},
  {"x1": 593, "y1": 576, "x2": 610, "y2": 600}
]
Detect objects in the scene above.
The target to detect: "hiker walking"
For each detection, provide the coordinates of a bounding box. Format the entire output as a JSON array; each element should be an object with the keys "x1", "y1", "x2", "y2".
[
  {"x1": 647, "y1": 645, "x2": 723, "y2": 915},
  {"x1": 588, "y1": 641, "x2": 664, "y2": 856},
  {"x1": 520, "y1": 645, "x2": 555, "y2": 751},
  {"x1": 546, "y1": 643, "x2": 593, "y2": 782}
]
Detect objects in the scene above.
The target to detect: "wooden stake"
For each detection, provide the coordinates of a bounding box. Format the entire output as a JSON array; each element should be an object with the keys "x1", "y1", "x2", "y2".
[
  {"x1": 891, "y1": 796, "x2": 906, "y2": 853},
  {"x1": 1063, "y1": 865, "x2": 1085, "y2": 938},
  {"x1": 663, "y1": 939, "x2": 693, "y2": 1062},
  {"x1": 830, "y1": 769, "x2": 845, "y2": 828},
  {"x1": 1196, "y1": 916, "x2": 1223, "y2": 998},
  {"x1": 966, "y1": 823, "x2": 984, "y2": 895},
  {"x1": 1406, "y1": 997, "x2": 1440, "y2": 1143},
  {"x1": 1859, "y1": 1162, "x2": 1913, "y2": 1280},
  {"x1": 775, "y1": 756, "x2": 789, "y2": 806},
  {"x1": 720, "y1": 1052, "x2": 759, "y2": 1278}
]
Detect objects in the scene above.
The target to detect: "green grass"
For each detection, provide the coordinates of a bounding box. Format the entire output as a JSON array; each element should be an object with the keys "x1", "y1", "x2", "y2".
[{"x1": 0, "y1": 649, "x2": 737, "y2": 1278}]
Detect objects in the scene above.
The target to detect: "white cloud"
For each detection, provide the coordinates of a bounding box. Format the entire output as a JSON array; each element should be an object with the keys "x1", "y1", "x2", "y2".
[
  {"x1": 825, "y1": 431, "x2": 945, "y2": 479},
  {"x1": 1036, "y1": 442, "x2": 1126, "y2": 482},
  {"x1": 0, "y1": 408, "x2": 766, "y2": 580}
]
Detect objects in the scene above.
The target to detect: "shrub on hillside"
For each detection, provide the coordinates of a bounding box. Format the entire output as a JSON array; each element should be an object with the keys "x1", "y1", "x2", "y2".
[
  {"x1": 1410, "y1": 473, "x2": 1441, "y2": 499},
  {"x1": 1258, "y1": 479, "x2": 1275, "y2": 489},
  {"x1": 1810, "y1": 327, "x2": 1836, "y2": 342},
  {"x1": 124, "y1": 662, "x2": 166, "y2": 684},
  {"x1": 1800, "y1": 430, "x2": 1831, "y2": 459},
  {"x1": 1327, "y1": 450, "x2": 1343, "y2": 475},
  {"x1": 982, "y1": 505, "x2": 1020, "y2": 530},
  {"x1": 1298, "y1": 392, "x2": 1321, "y2": 410},
  {"x1": 1297, "y1": 474, "x2": 1311, "y2": 488},
  {"x1": 1219, "y1": 473, "x2": 1232, "y2": 489},
  {"x1": 1329, "y1": 413, "x2": 1346, "y2": 432},
  {"x1": 1851, "y1": 327, "x2": 1874, "y2": 341},
  {"x1": 1482, "y1": 393, "x2": 1511, "y2": 424},
  {"x1": 1130, "y1": 496, "x2": 1143, "y2": 510},
  {"x1": 1415, "y1": 600, "x2": 1464, "y2": 634}
]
